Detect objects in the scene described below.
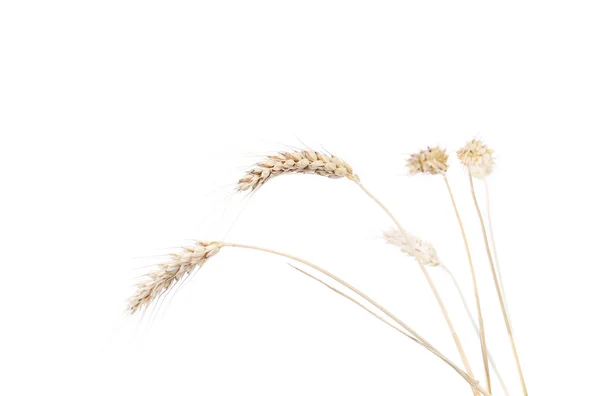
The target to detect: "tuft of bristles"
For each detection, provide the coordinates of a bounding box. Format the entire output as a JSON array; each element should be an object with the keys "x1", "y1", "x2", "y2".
[
  {"x1": 128, "y1": 241, "x2": 223, "y2": 313},
  {"x1": 237, "y1": 150, "x2": 358, "y2": 191},
  {"x1": 457, "y1": 139, "x2": 494, "y2": 179},
  {"x1": 384, "y1": 229, "x2": 440, "y2": 267},
  {"x1": 406, "y1": 147, "x2": 449, "y2": 175}
]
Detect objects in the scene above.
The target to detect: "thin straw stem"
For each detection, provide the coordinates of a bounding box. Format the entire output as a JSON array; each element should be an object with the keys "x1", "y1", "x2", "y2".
[
  {"x1": 484, "y1": 178, "x2": 511, "y2": 319},
  {"x1": 220, "y1": 241, "x2": 489, "y2": 395},
  {"x1": 468, "y1": 170, "x2": 528, "y2": 395},
  {"x1": 289, "y1": 264, "x2": 492, "y2": 396},
  {"x1": 439, "y1": 264, "x2": 511, "y2": 396},
  {"x1": 443, "y1": 175, "x2": 491, "y2": 393},
  {"x1": 353, "y1": 181, "x2": 479, "y2": 396}
]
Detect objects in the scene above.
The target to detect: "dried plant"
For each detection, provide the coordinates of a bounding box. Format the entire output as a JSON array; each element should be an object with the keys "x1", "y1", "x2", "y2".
[
  {"x1": 408, "y1": 145, "x2": 492, "y2": 393},
  {"x1": 406, "y1": 146, "x2": 449, "y2": 175},
  {"x1": 127, "y1": 140, "x2": 529, "y2": 396},
  {"x1": 384, "y1": 228, "x2": 440, "y2": 267},
  {"x1": 237, "y1": 150, "x2": 358, "y2": 192},
  {"x1": 128, "y1": 241, "x2": 223, "y2": 313},
  {"x1": 458, "y1": 139, "x2": 528, "y2": 395},
  {"x1": 457, "y1": 139, "x2": 495, "y2": 179}
]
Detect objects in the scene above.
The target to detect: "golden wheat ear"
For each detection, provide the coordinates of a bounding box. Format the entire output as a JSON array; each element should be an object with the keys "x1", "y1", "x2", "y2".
[
  {"x1": 237, "y1": 150, "x2": 358, "y2": 191},
  {"x1": 127, "y1": 241, "x2": 223, "y2": 314}
]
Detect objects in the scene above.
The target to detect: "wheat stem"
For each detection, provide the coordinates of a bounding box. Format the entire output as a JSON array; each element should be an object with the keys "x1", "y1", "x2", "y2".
[
  {"x1": 289, "y1": 263, "x2": 491, "y2": 396},
  {"x1": 440, "y1": 264, "x2": 511, "y2": 396},
  {"x1": 443, "y1": 175, "x2": 491, "y2": 393},
  {"x1": 353, "y1": 181, "x2": 479, "y2": 396},
  {"x1": 468, "y1": 170, "x2": 528, "y2": 396}
]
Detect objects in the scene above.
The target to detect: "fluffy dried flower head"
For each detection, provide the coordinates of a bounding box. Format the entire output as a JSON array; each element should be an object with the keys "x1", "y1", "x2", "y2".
[
  {"x1": 406, "y1": 147, "x2": 449, "y2": 175},
  {"x1": 384, "y1": 229, "x2": 440, "y2": 266},
  {"x1": 457, "y1": 139, "x2": 495, "y2": 178},
  {"x1": 237, "y1": 150, "x2": 358, "y2": 191},
  {"x1": 128, "y1": 241, "x2": 223, "y2": 313}
]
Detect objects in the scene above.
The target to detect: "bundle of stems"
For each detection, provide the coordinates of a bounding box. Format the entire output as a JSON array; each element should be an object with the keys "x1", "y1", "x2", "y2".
[{"x1": 127, "y1": 140, "x2": 528, "y2": 395}]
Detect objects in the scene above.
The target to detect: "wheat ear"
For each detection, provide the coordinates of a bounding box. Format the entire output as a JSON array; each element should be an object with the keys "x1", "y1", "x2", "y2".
[
  {"x1": 237, "y1": 150, "x2": 358, "y2": 191},
  {"x1": 383, "y1": 229, "x2": 440, "y2": 267},
  {"x1": 128, "y1": 241, "x2": 223, "y2": 313}
]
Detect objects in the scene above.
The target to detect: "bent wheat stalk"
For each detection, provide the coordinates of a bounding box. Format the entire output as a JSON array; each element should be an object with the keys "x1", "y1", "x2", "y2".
[
  {"x1": 239, "y1": 149, "x2": 480, "y2": 395},
  {"x1": 288, "y1": 264, "x2": 491, "y2": 396},
  {"x1": 129, "y1": 240, "x2": 489, "y2": 395}
]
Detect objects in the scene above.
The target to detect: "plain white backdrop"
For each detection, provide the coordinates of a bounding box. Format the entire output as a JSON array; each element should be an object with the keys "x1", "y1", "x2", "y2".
[{"x1": 1, "y1": 1, "x2": 599, "y2": 395}]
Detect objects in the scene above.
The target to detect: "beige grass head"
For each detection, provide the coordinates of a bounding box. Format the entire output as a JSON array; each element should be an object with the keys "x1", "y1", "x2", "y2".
[
  {"x1": 237, "y1": 150, "x2": 358, "y2": 191},
  {"x1": 457, "y1": 139, "x2": 494, "y2": 178},
  {"x1": 406, "y1": 147, "x2": 449, "y2": 175},
  {"x1": 384, "y1": 229, "x2": 440, "y2": 267},
  {"x1": 128, "y1": 241, "x2": 223, "y2": 313}
]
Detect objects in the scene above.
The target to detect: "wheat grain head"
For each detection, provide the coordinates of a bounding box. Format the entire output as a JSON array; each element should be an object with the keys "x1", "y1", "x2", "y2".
[
  {"x1": 237, "y1": 150, "x2": 358, "y2": 191},
  {"x1": 384, "y1": 229, "x2": 440, "y2": 267},
  {"x1": 128, "y1": 241, "x2": 223, "y2": 313}
]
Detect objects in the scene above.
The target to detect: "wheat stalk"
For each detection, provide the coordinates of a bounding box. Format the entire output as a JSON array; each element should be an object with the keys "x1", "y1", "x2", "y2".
[
  {"x1": 128, "y1": 239, "x2": 490, "y2": 395},
  {"x1": 287, "y1": 264, "x2": 492, "y2": 396}
]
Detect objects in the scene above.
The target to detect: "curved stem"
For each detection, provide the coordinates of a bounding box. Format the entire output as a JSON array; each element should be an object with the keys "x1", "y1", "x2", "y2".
[
  {"x1": 440, "y1": 264, "x2": 511, "y2": 396},
  {"x1": 353, "y1": 181, "x2": 479, "y2": 396},
  {"x1": 220, "y1": 241, "x2": 489, "y2": 395},
  {"x1": 443, "y1": 175, "x2": 491, "y2": 393},
  {"x1": 290, "y1": 264, "x2": 491, "y2": 396},
  {"x1": 468, "y1": 171, "x2": 528, "y2": 395}
]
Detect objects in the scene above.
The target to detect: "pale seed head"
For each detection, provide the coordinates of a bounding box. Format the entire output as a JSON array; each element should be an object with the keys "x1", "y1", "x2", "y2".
[
  {"x1": 457, "y1": 139, "x2": 494, "y2": 178},
  {"x1": 384, "y1": 229, "x2": 440, "y2": 267},
  {"x1": 406, "y1": 147, "x2": 449, "y2": 175}
]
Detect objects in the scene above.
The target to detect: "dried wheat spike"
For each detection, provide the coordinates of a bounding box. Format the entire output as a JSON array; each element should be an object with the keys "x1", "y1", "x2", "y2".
[
  {"x1": 457, "y1": 139, "x2": 495, "y2": 179},
  {"x1": 406, "y1": 147, "x2": 449, "y2": 175},
  {"x1": 237, "y1": 150, "x2": 358, "y2": 191},
  {"x1": 384, "y1": 229, "x2": 440, "y2": 267},
  {"x1": 128, "y1": 241, "x2": 223, "y2": 313}
]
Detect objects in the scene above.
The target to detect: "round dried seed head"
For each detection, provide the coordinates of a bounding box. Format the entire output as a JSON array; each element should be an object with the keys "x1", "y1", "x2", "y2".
[
  {"x1": 457, "y1": 139, "x2": 494, "y2": 178},
  {"x1": 127, "y1": 241, "x2": 223, "y2": 314},
  {"x1": 237, "y1": 150, "x2": 358, "y2": 192},
  {"x1": 406, "y1": 147, "x2": 449, "y2": 175}
]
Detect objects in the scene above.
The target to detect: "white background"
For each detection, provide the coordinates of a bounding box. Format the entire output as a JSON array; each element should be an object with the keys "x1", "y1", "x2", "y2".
[{"x1": 1, "y1": 1, "x2": 599, "y2": 395}]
